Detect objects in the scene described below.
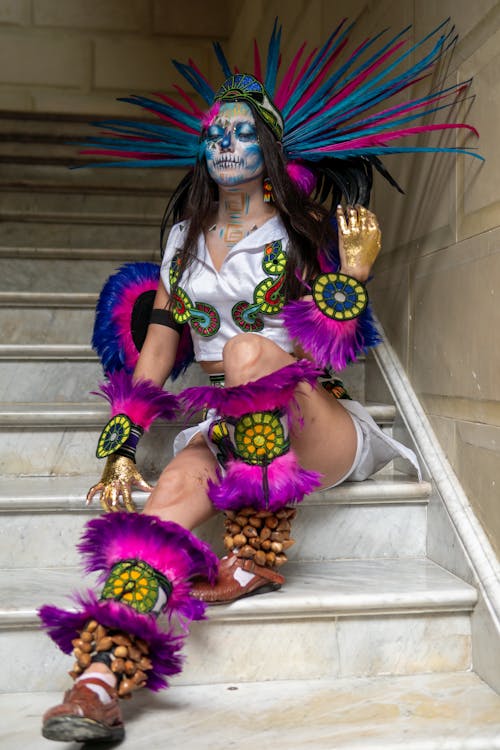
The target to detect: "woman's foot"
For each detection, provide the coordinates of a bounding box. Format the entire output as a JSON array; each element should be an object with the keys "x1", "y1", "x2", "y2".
[
  {"x1": 42, "y1": 677, "x2": 124, "y2": 743},
  {"x1": 191, "y1": 552, "x2": 284, "y2": 604}
]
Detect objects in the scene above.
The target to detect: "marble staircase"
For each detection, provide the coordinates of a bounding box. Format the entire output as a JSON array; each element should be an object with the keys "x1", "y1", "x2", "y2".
[{"x1": 1, "y1": 113, "x2": 499, "y2": 749}]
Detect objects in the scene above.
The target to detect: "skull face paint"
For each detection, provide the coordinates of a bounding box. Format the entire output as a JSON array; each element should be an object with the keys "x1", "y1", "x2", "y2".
[{"x1": 204, "y1": 102, "x2": 264, "y2": 188}]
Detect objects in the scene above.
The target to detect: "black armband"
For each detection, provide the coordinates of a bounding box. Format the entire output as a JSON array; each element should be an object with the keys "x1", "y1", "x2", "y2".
[
  {"x1": 96, "y1": 415, "x2": 144, "y2": 461},
  {"x1": 149, "y1": 308, "x2": 183, "y2": 333}
]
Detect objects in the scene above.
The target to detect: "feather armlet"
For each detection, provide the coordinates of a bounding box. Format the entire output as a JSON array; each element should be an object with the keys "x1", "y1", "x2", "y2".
[{"x1": 282, "y1": 272, "x2": 381, "y2": 371}]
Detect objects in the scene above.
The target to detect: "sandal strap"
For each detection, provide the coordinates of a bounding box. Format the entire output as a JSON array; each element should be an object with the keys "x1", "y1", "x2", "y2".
[{"x1": 75, "y1": 677, "x2": 117, "y2": 698}]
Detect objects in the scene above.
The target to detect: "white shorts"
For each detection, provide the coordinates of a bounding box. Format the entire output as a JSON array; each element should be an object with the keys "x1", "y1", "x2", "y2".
[{"x1": 173, "y1": 398, "x2": 420, "y2": 488}]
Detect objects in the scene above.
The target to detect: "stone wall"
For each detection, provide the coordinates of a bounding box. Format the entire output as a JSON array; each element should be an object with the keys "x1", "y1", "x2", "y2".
[
  {"x1": 365, "y1": 1, "x2": 500, "y2": 558},
  {"x1": 0, "y1": 0, "x2": 238, "y2": 114}
]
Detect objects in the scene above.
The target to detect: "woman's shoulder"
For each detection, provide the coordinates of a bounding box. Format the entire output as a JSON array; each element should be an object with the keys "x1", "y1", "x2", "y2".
[
  {"x1": 162, "y1": 219, "x2": 193, "y2": 262},
  {"x1": 167, "y1": 218, "x2": 191, "y2": 243}
]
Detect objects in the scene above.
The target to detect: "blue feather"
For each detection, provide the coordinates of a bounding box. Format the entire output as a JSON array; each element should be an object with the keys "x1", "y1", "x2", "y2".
[
  {"x1": 92, "y1": 262, "x2": 160, "y2": 374},
  {"x1": 285, "y1": 26, "x2": 408, "y2": 129},
  {"x1": 213, "y1": 42, "x2": 232, "y2": 78},
  {"x1": 292, "y1": 145, "x2": 483, "y2": 160},
  {"x1": 172, "y1": 60, "x2": 214, "y2": 104},
  {"x1": 285, "y1": 21, "x2": 453, "y2": 137},
  {"x1": 264, "y1": 18, "x2": 282, "y2": 94},
  {"x1": 117, "y1": 95, "x2": 201, "y2": 130},
  {"x1": 282, "y1": 21, "x2": 354, "y2": 118}
]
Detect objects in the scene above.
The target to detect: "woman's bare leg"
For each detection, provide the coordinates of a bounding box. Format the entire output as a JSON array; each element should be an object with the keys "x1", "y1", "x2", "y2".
[
  {"x1": 223, "y1": 333, "x2": 358, "y2": 487},
  {"x1": 143, "y1": 434, "x2": 219, "y2": 528}
]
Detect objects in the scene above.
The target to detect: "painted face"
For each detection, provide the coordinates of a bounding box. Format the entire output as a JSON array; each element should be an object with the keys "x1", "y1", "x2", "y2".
[{"x1": 203, "y1": 102, "x2": 264, "y2": 187}]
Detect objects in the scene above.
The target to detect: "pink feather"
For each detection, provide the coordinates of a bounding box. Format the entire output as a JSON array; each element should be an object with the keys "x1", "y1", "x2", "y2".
[
  {"x1": 111, "y1": 275, "x2": 158, "y2": 372},
  {"x1": 180, "y1": 360, "x2": 321, "y2": 419},
  {"x1": 201, "y1": 101, "x2": 221, "y2": 128},
  {"x1": 208, "y1": 452, "x2": 322, "y2": 512},
  {"x1": 94, "y1": 371, "x2": 178, "y2": 429},
  {"x1": 286, "y1": 161, "x2": 317, "y2": 195},
  {"x1": 282, "y1": 299, "x2": 364, "y2": 370}
]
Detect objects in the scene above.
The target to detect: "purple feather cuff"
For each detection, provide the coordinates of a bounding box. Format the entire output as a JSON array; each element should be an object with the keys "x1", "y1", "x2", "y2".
[
  {"x1": 94, "y1": 370, "x2": 178, "y2": 430},
  {"x1": 180, "y1": 359, "x2": 321, "y2": 419},
  {"x1": 208, "y1": 452, "x2": 321, "y2": 513},
  {"x1": 38, "y1": 515, "x2": 218, "y2": 691},
  {"x1": 78, "y1": 513, "x2": 218, "y2": 617},
  {"x1": 39, "y1": 592, "x2": 184, "y2": 692},
  {"x1": 282, "y1": 298, "x2": 381, "y2": 371},
  {"x1": 181, "y1": 361, "x2": 323, "y2": 512}
]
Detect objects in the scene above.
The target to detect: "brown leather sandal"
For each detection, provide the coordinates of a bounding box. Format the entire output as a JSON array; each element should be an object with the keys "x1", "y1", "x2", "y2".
[
  {"x1": 191, "y1": 553, "x2": 285, "y2": 604},
  {"x1": 42, "y1": 677, "x2": 125, "y2": 743}
]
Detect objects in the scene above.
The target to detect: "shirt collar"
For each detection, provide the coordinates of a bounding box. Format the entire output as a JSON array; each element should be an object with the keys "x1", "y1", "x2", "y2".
[{"x1": 197, "y1": 214, "x2": 286, "y2": 260}]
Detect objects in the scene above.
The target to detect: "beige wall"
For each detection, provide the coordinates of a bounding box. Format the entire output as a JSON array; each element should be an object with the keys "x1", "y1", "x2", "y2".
[
  {"x1": 0, "y1": 0, "x2": 238, "y2": 115},
  {"x1": 1, "y1": 0, "x2": 498, "y2": 556},
  {"x1": 354, "y1": 2, "x2": 500, "y2": 556}
]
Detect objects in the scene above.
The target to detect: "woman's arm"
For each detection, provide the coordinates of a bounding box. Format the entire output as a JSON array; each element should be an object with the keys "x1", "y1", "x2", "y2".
[
  {"x1": 87, "y1": 278, "x2": 182, "y2": 512},
  {"x1": 133, "y1": 278, "x2": 180, "y2": 386}
]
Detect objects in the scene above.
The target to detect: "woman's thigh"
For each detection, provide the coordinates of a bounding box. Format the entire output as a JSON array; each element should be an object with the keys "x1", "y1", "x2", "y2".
[{"x1": 292, "y1": 381, "x2": 358, "y2": 488}]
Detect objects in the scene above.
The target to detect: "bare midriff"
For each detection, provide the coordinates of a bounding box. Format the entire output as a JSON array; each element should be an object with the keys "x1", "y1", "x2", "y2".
[{"x1": 200, "y1": 360, "x2": 225, "y2": 375}]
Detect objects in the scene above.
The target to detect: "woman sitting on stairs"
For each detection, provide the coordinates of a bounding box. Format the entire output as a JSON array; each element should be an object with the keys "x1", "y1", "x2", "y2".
[{"x1": 38, "y1": 20, "x2": 478, "y2": 743}]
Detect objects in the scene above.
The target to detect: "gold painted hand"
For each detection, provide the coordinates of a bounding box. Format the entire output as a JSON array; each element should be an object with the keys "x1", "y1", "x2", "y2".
[
  {"x1": 337, "y1": 204, "x2": 381, "y2": 282},
  {"x1": 86, "y1": 454, "x2": 153, "y2": 513}
]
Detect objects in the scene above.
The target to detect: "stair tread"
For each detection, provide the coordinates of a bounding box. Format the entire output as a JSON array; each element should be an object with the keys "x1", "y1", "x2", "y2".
[
  {"x1": 0, "y1": 470, "x2": 429, "y2": 510},
  {"x1": 0, "y1": 245, "x2": 159, "y2": 259},
  {"x1": 0, "y1": 210, "x2": 160, "y2": 225},
  {"x1": 0, "y1": 291, "x2": 96, "y2": 307},
  {"x1": 0, "y1": 401, "x2": 397, "y2": 424},
  {"x1": 0, "y1": 344, "x2": 95, "y2": 359},
  {"x1": 0, "y1": 558, "x2": 476, "y2": 627},
  {"x1": 2, "y1": 671, "x2": 500, "y2": 749}
]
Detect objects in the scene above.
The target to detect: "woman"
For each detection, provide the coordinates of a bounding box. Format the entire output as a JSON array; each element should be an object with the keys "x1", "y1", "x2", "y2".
[{"x1": 39, "y1": 23, "x2": 479, "y2": 743}]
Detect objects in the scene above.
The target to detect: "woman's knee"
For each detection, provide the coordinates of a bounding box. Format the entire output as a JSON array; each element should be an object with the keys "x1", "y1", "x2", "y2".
[
  {"x1": 223, "y1": 333, "x2": 285, "y2": 384},
  {"x1": 146, "y1": 465, "x2": 200, "y2": 512}
]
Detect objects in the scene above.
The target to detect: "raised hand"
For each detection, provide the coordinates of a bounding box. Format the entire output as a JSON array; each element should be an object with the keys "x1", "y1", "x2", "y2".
[{"x1": 336, "y1": 204, "x2": 381, "y2": 282}]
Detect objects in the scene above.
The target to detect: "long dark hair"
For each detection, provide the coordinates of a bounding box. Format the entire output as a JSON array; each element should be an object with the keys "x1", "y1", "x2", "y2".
[{"x1": 160, "y1": 102, "x2": 373, "y2": 302}]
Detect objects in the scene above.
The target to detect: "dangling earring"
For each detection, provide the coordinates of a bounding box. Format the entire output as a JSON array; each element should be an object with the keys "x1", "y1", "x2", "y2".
[{"x1": 263, "y1": 177, "x2": 274, "y2": 203}]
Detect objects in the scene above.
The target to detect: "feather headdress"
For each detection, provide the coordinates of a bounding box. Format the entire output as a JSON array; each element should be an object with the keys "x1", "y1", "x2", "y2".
[{"x1": 81, "y1": 17, "x2": 481, "y2": 197}]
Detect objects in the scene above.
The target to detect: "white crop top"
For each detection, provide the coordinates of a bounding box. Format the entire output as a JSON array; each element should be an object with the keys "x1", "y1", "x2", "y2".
[{"x1": 160, "y1": 216, "x2": 294, "y2": 362}]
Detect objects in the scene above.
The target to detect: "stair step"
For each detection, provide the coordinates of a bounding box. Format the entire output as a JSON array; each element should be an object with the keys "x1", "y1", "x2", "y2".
[
  {"x1": 1, "y1": 210, "x2": 160, "y2": 227},
  {"x1": 0, "y1": 353, "x2": 207, "y2": 401},
  {"x1": 0, "y1": 350, "x2": 367, "y2": 403},
  {"x1": 0, "y1": 218, "x2": 159, "y2": 249},
  {"x1": 2, "y1": 672, "x2": 499, "y2": 750},
  {"x1": 0, "y1": 474, "x2": 431, "y2": 568},
  {"x1": 0, "y1": 358, "x2": 100, "y2": 402},
  {"x1": 0, "y1": 402, "x2": 397, "y2": 476},
  {"x1": 0, "y1": 162, "x2": 184, "y2": 191},
  {"x1": 0, "y1": 309, "x2": 95, "y2": 346},
  {"x1": 0, "y1": 251, "x2": 161, "y2": 294},
  {"x1": 0, "y1": 401, "x2": 396, "y2": 427},
  {"x1": 0, "y1": 559, "x2": 476, "y2": 691},
  {"x1": 0, "y1": 245, "x2": 160, "y2": 260},
  {"x1": 0, "y1": 472, "x2": 429, "y2": 509},
  {"x1": 0, "y1": 291, "x2": 96, "y2": 308},
  {"x1": 0, "y1": 186, "x2": 167, "y2": 219},
  {"x1": 0, "y1": 345, "x2": 95, "y2": 359}
]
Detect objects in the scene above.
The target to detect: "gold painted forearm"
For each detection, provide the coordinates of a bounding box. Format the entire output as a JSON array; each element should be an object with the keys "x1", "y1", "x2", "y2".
[{"x1": 86, "y1": 454, "x2": 153, "y2": 513}]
